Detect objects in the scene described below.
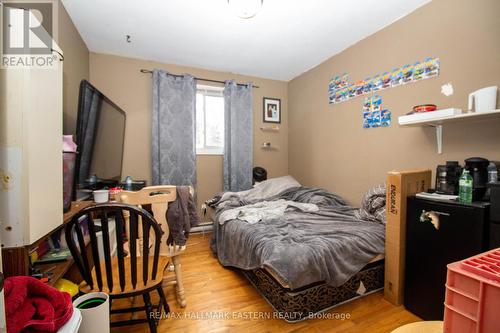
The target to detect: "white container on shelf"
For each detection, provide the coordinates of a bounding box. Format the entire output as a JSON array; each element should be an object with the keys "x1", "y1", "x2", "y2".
[
  {"x1": 468, "y1": 86, "x2": 498, "y2": 113},
  {"x1": 93, "y1": 190, "x2": 109, "y2": 203}
]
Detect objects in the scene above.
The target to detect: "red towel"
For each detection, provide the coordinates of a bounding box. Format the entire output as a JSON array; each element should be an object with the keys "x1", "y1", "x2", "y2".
[{"x1": 4, "y1": 276, "x2": 73, "y2": 333}]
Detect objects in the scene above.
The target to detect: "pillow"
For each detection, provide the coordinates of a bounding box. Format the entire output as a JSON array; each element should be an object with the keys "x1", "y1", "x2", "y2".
[
  {"x1": 219, "y1": 175, "x2": 301, "y2": 203},
  {"x1": 355, "y1": 184, "x2": 386, "y2": 224}
]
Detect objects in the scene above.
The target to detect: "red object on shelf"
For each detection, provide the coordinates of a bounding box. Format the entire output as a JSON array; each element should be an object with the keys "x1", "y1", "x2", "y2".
[
  {"x1": 413, "y1": 104, "x2": 437, "y2": 113},
  {"x1": 444, "y1": 248, "x2": 500, "y2": 333},
  {"x1": 109, "y1": 187, "x2": 122, "y2": 201}
]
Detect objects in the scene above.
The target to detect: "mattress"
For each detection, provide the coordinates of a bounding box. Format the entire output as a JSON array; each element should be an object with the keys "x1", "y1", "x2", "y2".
[
  {"x1": 242, "y1": 258, "x2": 385, "y2": 322},
  {"x1": 213, "y1": 186, "x2": 386, "y2": 289}
]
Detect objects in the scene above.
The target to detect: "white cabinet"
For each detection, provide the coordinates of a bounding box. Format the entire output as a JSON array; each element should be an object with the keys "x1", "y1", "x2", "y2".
[{"x1": 0, "y1": 61, "x2": 63, "y2": 247}]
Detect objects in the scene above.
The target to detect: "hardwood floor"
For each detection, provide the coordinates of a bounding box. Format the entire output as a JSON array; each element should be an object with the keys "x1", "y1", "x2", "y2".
[{"x1": 111, "y1": 233, "x2": 420, "y2": 333}]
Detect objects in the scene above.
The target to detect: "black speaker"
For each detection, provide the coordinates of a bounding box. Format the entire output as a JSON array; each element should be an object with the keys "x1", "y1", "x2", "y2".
[{"x1": 253, "y1": 167, "x2": 267, "y2": 184}]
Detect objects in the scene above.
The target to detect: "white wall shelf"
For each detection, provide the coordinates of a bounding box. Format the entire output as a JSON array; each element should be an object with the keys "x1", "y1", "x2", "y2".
[
  {"x1": 399, "y1": 109, "x2": 500, "y2": 154},
  {"x1": 261, "y1": 142, "x2": 278, "y2": 150},
  {"x1": 259, "y1": 125, "x2": 280, "y2": 132}
]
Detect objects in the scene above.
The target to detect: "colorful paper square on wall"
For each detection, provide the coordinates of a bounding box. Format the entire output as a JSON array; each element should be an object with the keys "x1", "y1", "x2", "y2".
[
  {"x1": 361, "y1": 95, "x2": 391, "y2": 129},
  {"x1": 328, "y1": 57, "x2": 440, "y2": 105}
]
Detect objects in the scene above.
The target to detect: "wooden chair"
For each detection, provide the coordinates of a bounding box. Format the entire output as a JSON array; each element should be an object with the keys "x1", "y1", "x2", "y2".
[
  {"x1": 118, "y1": 185, "x2": 188, "y2": 307},
  {"x1": 64, "y1": 203, "x2": 169, "y2": 333}
]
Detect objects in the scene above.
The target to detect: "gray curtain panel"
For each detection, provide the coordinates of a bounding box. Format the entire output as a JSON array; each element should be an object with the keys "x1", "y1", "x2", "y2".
[
  {"x1": 223, "y1": 81, "x2": 253, "y2": 192},
  {"x1": 152, "y1": 70, "x2": 197, "y2": 188}
]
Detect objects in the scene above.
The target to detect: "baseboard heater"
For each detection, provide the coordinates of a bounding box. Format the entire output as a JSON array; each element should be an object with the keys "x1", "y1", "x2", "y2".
[{"x1": 190, "y1": 221, "x2": 213, "y2": 233}]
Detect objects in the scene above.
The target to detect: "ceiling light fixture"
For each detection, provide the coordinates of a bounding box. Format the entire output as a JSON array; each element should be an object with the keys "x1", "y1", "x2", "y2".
[{"x1": 228, "y1": 0, "x2": 263, "y2": 19}]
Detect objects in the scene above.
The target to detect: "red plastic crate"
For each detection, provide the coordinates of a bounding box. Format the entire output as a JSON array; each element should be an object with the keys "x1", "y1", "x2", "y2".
[
  {"x1": 460, "y1": 249, "x2": 500, "y2": 283},
  {"x1": 444, "y1": 248, "x2": 500, "y2": 333}
]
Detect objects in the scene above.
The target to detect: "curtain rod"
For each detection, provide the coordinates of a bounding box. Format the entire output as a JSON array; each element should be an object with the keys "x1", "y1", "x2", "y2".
[{"x1": 140, "y1": 69, "x2": 259, "y2": 88}]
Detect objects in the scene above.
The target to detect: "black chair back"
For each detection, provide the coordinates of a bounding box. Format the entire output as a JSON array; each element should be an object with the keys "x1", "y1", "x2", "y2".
[{"x1": 65, "y1": 203, "x2": 163, "y2": 293}]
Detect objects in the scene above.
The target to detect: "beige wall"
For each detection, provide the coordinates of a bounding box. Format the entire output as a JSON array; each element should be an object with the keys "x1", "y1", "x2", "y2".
[
  {"x1": 89, "y1": 53, "x2": 288, "y2": 210},
  {"x1": 288, "y1": 0, "x2": 500, "y2": 206},
  {"x1": 58, "y1": 1, "x2": 89, "y2": 135}
]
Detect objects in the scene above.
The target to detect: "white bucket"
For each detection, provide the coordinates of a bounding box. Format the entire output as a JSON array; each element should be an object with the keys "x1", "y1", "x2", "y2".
[
  {"x1": 73, "y1": 292, "x2": 110, "y2": 333},
  {"x1": 95, "y1": 218, "x2": 117, "y2": 262}
]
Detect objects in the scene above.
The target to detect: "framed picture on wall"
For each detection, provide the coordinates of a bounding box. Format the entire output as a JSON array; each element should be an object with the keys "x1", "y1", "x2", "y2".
[{"x1": 263, "y1": 97, "x2": 281, "y2": 123}]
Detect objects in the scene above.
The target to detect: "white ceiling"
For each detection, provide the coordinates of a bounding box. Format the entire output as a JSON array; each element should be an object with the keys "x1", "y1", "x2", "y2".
[{"x1": 62, "y1": 0, "x2": 430, "y2": 81}]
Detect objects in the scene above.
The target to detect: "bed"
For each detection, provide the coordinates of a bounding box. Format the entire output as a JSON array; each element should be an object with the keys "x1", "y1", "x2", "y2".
[{"x1": 209, "y1": 176, "x2": 386, "y2": 322}]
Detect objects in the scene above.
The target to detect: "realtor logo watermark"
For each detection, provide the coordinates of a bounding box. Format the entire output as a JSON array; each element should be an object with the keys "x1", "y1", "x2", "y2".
[{"x1": 1, "y1": 0, "x2": 59, "y2": 68}]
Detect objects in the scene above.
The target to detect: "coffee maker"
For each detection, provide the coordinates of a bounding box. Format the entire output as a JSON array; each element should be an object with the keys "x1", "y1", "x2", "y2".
[
  {"x1": 465, "y1": 157, "x2": 490, "y2": 201},
  {"x1": 435, "y1": 161, "x2": 462, "y2": 195}
]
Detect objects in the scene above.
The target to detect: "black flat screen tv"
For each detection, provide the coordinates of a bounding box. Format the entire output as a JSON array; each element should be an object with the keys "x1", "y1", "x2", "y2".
[{"x1": 74, "y1": 80, "x2": 126, "y2": 197}]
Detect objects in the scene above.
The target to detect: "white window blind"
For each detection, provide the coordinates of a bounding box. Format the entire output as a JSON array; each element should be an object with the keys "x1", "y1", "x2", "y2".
[{"x1": 196, "y1": 85, "x2": 225, "y2": 155}]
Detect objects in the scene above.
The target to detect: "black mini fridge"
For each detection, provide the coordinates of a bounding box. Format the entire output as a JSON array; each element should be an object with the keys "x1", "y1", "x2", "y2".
[{"x1": 404, "y1": 197, "x2": 489, "y2": 320}]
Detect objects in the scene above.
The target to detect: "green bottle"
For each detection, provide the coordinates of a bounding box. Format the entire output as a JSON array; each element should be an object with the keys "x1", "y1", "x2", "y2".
[{"x1": 459, "y1": 169, "x2": 473, "y2": 204}]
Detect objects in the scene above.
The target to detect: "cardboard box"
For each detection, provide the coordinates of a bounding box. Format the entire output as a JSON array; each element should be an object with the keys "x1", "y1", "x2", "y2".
[{"x1": 384, "y1": 169, "x2": 432, "y2": 305}]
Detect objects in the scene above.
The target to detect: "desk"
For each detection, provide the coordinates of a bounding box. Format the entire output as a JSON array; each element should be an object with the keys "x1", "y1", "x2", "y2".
[
  {"x1": 64, "y1": 201, "x2": 93, "y2": 224},
  {"x1": 1, "y1": 201, "x2": 93, "y2": 286},
  {"x1": 35, "y1": 260, "x2": 75, "y2": 287}
]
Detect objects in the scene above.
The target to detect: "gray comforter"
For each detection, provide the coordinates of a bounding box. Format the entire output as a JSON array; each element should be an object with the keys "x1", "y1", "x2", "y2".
[{"x1": 211, "y1": 185, "x2": 385, "y2": 289}]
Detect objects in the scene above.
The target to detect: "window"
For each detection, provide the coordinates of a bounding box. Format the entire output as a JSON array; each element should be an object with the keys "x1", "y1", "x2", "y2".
[{"x1": 196, "y1": 85, "x2": 224, "y2": 155}]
